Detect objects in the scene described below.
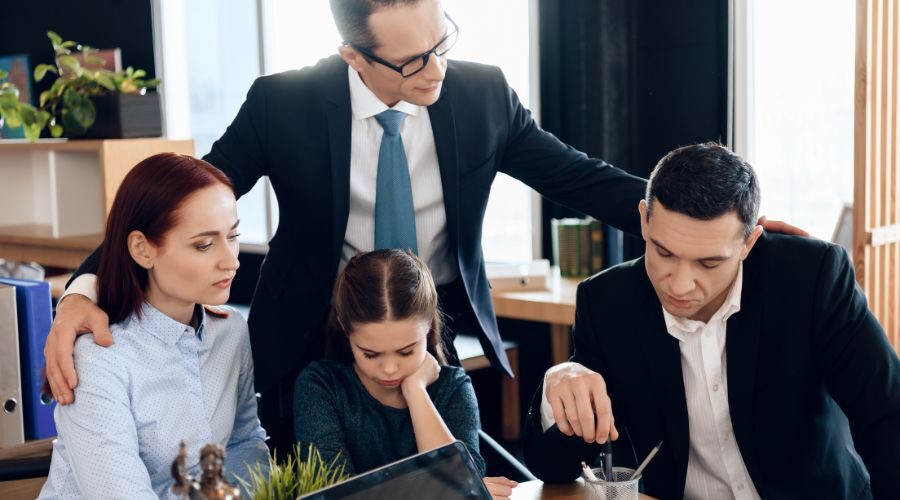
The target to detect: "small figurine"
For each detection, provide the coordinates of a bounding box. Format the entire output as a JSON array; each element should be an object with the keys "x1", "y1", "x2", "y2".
[{"x1": 171, "y1": 441, "x2": 242, "y2": 499}]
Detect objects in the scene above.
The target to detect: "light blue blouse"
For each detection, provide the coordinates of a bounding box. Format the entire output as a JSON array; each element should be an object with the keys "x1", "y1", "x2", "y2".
[{"x1": 39, "y1": 303, "x2": 268, "y2": 499}]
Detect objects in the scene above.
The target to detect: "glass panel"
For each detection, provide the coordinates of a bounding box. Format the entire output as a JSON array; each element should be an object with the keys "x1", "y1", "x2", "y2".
[{"x1": 749, "y1": 0, "x2": 855, "y2": 240}]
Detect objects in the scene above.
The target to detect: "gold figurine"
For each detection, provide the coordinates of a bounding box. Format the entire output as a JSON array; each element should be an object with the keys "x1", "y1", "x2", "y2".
[{"x1": 171, "y1": 441, "x2": 242, "y2": 499}]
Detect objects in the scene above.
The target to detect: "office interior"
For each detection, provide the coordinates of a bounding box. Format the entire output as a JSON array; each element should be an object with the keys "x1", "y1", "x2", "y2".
[{"x1": 0, "y1": 0, "x2": 897, "y2": 499}]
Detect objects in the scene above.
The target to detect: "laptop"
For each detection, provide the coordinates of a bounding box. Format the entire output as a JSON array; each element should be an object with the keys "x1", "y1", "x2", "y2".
[{"x1": 299, "y1": 441, "x2": 491, "y2": 499}]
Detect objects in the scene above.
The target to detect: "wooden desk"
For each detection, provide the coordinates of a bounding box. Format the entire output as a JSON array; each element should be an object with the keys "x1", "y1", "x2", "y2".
[
  {"x1": 2, "y1": 477, "x2": 46, "y2": 500},
  {"x1": 511, "y1": 479, "x2": 654, "y2": 499},
  {"x1": 0, "y1": 438, "x2": 54, "y2": 500},
  {"x1": 491, "y1": 270, "x2": 581, "y2": 365}
]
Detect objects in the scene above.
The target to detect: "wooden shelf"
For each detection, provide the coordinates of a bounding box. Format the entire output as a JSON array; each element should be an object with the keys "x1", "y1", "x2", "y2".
[{"x1": 0, "y1": 139, "x2": 193, "y2": 268}]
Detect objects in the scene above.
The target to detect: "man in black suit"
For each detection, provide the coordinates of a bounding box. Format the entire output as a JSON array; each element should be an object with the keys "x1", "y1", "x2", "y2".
[
  {"x1": 524, "y1": 143, "x2": 900, "y2": 499},
  {"x1": 43, "y1": 0, "x2": 794, "y2": 460}
]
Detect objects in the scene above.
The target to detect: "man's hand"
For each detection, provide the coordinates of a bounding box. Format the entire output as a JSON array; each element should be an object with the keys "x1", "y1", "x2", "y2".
[
  {"x1": 483, "y1": 476, "x2": 518, "y2": 499},
  {"x1": 758, "y1": 216, "x2": 810, "y2": 237},
  {"x1": 45, "y1": 294, "x2": 112, "y2": 405},
  {"x1": 544, "y1": 362, "x2": 619, "y2": 444}
]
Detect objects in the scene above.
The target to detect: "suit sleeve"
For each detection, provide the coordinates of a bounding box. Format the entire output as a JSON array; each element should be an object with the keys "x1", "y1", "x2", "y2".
[
  {"x1": 495, "y1": 68, "x2": 646, "y2": 236},
  {"x1": 524, "y1": 282, "x2": 606, "y2": 482},
  {"x1": 203, "y1": 77, "x2": 271, "y2": 198},
  {"x1": 811, "y1": 245, "x2": 900, "y2": 498}
]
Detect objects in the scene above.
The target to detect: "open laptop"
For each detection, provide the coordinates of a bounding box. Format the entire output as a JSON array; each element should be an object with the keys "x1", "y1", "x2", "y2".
[{"x1": 299, "y1": 441, "x2": 491, "y2": 499}]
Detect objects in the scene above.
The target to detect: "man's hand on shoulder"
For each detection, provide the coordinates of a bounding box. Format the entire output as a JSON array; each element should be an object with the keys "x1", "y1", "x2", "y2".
[
  {"x1": 542, "y1": 362, "x2": 619, "y2": 444},
  {"x1": 758, "y1": 216, "x2": 810, "y2": 237},
  {"x1": 45, "y1": 294, "x2": 112, "y2": 405}
]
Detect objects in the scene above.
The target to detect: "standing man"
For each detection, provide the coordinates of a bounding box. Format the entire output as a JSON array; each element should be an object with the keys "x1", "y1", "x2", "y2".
[
  {"x1": 526, "y1": 143, "x2": 900, "y2": 499},
  {"x1": 44, "y1": 1, "x2": 796, "y2": 455}
]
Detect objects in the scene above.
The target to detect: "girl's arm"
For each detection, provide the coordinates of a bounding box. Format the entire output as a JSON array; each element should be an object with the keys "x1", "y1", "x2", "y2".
[
  {"x1": 293, "y1": 364, "x2": 356, "y2": 475},
  {"x1": 401, "y1": 353, "x2": 455, "y2": 453}
]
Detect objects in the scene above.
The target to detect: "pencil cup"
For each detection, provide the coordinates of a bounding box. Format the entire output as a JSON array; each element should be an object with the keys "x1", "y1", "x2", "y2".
[{"x1": 582, "y1": 466, "x2": 640, "y2": 500}]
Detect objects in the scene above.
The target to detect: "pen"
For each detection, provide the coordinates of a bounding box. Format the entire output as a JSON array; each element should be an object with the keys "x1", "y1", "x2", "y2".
[
  {"x1": 603, "y1": 440, "x2": 613, "y2": 481},
  {"x1": 629, "y1": 441, "x2": 663, "y2": 481}
]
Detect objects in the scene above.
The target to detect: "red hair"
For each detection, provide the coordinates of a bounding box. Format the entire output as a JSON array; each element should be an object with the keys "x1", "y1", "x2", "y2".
[{"x1": 96, "y1": 153, "x2": 233, "y2": 324}]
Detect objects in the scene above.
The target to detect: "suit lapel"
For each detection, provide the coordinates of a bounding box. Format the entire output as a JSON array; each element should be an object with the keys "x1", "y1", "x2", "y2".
[
  {"x1": 427, "y1": 84, "x2": 461, "y2": 251},
  {"x1": 634, "y1": 270, "x2": 691, "y2": 493},
  {"x1": 725, "y1": 254, "x2": 763, "y2": 479},
  {"x1": 325, "y1": 61, "x2": 352, "y2": 275}
]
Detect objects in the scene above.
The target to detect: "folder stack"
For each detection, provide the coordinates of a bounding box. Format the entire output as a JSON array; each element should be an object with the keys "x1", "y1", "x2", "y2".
[{"x1": 0, "y1": 277, "x2": 56, "y2": 442}]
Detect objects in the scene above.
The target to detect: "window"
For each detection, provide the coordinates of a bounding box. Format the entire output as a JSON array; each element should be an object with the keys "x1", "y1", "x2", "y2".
[
  {"x1": 734, "y1": 0, "x2": 855, "y2": 240},
  {"x1": 161, "y1": 0, "x2": 537, "y2": 260}
]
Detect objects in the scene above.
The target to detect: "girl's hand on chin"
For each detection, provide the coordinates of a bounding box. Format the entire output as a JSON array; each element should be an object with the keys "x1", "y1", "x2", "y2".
[{"x1": 401, "y1": 352, "x2": 441, "y2": 393}]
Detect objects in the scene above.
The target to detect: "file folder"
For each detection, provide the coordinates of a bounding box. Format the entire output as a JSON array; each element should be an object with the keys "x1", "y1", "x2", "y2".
[
  {"x1": 0, "y1": 277, "x2": 56, "y2": 439},
  {"x1": 0, "y1": 284, "x2": 24, "y2": 446}
]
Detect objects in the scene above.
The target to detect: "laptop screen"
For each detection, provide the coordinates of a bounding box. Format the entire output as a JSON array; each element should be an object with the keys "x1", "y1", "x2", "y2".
[{"x1": 299, "y1": 441, "x2": 490, "y2": 499}]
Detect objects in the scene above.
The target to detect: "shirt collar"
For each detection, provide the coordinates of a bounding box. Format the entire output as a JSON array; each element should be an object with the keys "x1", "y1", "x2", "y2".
[
  {"x1": 663, "y1": 262, "x2": 744, "y2": 340},
  {"x1": 347, "y1": 65, "x2": 419, "y2": 121},
  {"x1": 132, "y1": 302, "x2": 207, "y2": 346}
]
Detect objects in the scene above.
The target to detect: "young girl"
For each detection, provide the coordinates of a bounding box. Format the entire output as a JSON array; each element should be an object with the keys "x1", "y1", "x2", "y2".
[
  {"x1": 293, "y1": 249, "x2": 517, "y2": 498},
  {"x1": 39, "y1": 153, "x2": 268, "y2": 499}
]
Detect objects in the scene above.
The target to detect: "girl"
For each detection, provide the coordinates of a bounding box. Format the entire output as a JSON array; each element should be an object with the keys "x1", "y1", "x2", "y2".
[
  {"x1": 39, "y1": 153, "x2": 268, "y2": 499},
  {"x1": 293, "y1": 249, "x2": 517, "y2": 498}
]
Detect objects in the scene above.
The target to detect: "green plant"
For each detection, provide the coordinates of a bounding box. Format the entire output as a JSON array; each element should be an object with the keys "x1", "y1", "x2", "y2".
[
  {"x1": 237, "y1": 444, "x2": 349, "y2": 500},
  {"x1": 32, "y1": 31, "x2": 160, "y2": 138},
  {"x1": 0, "y1": 31, "x2": 161, "y2": 141},
  {"x1": 0, "y1": 68, "x2": 48, "y2": 141}
]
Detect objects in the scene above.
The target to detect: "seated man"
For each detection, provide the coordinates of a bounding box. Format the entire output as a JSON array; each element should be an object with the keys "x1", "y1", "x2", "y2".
[{"x1": 524, "y1": 143, "x2": 900, "y2": 499}]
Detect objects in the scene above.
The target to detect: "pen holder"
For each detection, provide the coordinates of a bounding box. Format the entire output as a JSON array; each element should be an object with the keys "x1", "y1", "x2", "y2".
[{"x1": 582, "y1": 466, "x2": 640, "y2": 500}]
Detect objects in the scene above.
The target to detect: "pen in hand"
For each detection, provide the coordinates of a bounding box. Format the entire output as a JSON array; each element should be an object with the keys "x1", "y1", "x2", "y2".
[{"x1": 603, "y1": 440, "x2": 613, "y2": 481}]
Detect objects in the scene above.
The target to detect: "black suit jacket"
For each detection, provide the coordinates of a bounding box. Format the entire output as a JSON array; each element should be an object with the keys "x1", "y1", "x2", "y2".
[
  {"x1": 74, "y1": 55, "x2": 647, "y2": 393},
  {"x1": 524, "y1": 234, "x2": 900, "y2": 499}
]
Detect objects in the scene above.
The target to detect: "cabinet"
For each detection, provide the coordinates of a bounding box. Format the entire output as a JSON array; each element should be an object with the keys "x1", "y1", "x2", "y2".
[{"x1": 0, "y1": 139, "x2": 194, "y2": 268}]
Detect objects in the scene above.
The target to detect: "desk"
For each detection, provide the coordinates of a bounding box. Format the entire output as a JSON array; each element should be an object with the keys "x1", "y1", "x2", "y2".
[
  {"x1": 491, "y1": 270, "x2": 580, "y2": 365},
  {"x1": 0, "y1": 438, "x2": 54, "y2": 499},
  {"x1": 511, "y1": 479, "x2": 654, "y2": 499}
]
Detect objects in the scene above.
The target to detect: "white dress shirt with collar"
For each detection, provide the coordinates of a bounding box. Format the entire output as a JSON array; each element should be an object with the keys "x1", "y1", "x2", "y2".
[
  {"x1": 540, "y1": 263, "x2": 760, "y2": 500},
  {"x1": 341, "y1": 65, "x2": 457, "y2": 285}
]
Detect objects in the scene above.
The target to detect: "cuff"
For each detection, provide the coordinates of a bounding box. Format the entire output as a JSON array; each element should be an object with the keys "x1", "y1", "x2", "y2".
[
  {"x1": 540, "y1": 372, "x2": 556, "y2": 432},
  {"x1": 61, "y1": 274, "x2": 99, "y2": 304}
]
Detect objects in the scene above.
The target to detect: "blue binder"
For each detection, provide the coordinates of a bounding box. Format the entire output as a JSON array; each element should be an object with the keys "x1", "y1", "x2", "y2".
[{"x1": 0, "y1": 277, "x2": 56, "y2": 439}]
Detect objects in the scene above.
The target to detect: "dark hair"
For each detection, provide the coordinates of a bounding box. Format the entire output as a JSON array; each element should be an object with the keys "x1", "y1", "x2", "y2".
[
  {"x1": 330, "y1": 0, "x2": 423, "y2": 50},
  {"x1": 646, "y1": 142, "x2": 761, "y2": 238},
  {"x1": 327, "y1": 249, "x2": 447, "y2": 364},
  {"x1": 96, "y1": 153, "x2": 233, "y2": 324}
]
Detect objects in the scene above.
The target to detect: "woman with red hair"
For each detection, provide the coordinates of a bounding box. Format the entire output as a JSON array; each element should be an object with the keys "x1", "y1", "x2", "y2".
[{"x1": 39, "y1": 153, "x2": 268, "y2": 499}]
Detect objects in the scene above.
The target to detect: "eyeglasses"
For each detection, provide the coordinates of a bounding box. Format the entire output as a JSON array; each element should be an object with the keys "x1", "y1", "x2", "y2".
[{"x1": 348, "y1": 14, "x2": 459, "y2": 78}]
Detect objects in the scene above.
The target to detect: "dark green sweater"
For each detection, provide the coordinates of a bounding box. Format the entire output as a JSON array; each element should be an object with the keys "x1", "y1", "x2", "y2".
[{"x1": 293, "y1": 360, "x2": 485, "y2": 476}]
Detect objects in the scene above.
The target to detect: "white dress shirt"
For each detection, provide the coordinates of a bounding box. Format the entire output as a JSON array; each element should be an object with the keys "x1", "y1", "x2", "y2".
[
  {"x1": 342, "y1": 65, "x2": 457, "y2": 284},
  {"x1": 540, "y1": 264, "x2": 760, "y2": 500}
]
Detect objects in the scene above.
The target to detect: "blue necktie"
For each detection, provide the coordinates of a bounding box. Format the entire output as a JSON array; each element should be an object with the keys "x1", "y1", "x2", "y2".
[{"x1": 374, "y1": 110, "x2": 418, "y2": 254}]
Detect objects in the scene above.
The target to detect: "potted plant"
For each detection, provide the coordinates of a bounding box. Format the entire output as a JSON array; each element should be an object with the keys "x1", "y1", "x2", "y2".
[
  {"x1": 238, "y1": 444, "x2": 349, "y2": 499},
  {"x1": 0, "y1": 31, "x2": 162, "y2": 142}
]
